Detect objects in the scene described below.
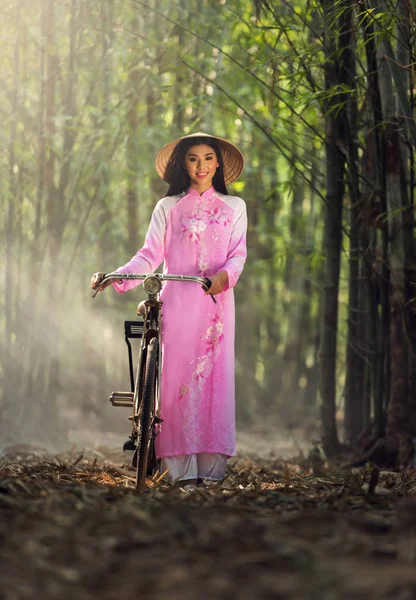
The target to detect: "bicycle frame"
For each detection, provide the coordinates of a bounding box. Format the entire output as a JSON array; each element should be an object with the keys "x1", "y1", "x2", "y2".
[{"x1": 93, "y1": 272, "x2": 214, "y2": 486}]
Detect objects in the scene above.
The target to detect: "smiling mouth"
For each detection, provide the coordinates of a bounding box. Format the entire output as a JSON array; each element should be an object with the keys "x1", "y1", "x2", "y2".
[{"x1": 197, "y1": 172, "x2": 208, "y2": 176}]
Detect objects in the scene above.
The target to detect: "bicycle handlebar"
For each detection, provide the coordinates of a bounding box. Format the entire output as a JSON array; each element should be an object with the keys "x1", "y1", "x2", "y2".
[{"x1": 92, "y1": 272, "x2": 217, "y2": 303}]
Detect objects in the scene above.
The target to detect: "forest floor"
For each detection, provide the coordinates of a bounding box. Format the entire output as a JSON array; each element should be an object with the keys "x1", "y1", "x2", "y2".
[{"x1": 1, "y1": 430, "x2": 416, "y2": 600}]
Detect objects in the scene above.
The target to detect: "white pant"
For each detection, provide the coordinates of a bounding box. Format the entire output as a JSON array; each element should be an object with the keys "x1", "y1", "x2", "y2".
[{"x1": 161, "y1": 453, "x2": 227, "y2": 482}]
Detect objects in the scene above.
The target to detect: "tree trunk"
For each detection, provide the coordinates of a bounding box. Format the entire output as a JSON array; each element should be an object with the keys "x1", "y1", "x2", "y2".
[
  {"x1": 359, "y1": 120, "x2": 380, "y2": 439},
  {"x1": 126, "y1": 12, "x2": 140, "y2": 256},
  {"x1": 363, "y1": 5, "x2": 389, "y2": 437},
  {"x1": 282, "y1": 175, "x2": 306, "y2": 415},
  {"x1": 43, "y1": 0, "x2": 63, "y2": 441},
  {"x1": 57, "y1": 0, "x2": 77, "y2": 228},
  {"x1": 342, "y1": 1, "x2": 367, "y2": 442},
  {"x1": 1, "y1": 1, "x2": 21, "y2": 441},
  {"x1": 173, "y1": 3, "x2": 186, "y2": 131},
  {"x1": 97, "y1": 0, "x2": 114, "y2": 269},
  {"x1": 299, "y1": 154, "x2": 322, "y2": 412},
  {"x1": 261, "y1": 147, "x2": 282, "y2": 414},
  {"x1": 45, "y1": 0, "x2": 58, "y2": 258},
  {"x1": 379, "y1": 2, "x2": 411, "y2": 464},
  {"x1": 319, "y1": 0, "x2": 347, "y2": 457},
  {"x1": 398, "y1": 0, "x2": 416, "y2": 445},
  {"x1": 397, "y1": 0, "x2": 416, "y2": 441}
]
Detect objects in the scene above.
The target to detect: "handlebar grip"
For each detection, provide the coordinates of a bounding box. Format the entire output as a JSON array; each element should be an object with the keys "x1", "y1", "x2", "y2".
[
  {"x1": 91, "y1": 273, "x2": 108, "y2": 298},
  {"x1": 202, "y1": 278, "x2": 217, "y2": 304}
]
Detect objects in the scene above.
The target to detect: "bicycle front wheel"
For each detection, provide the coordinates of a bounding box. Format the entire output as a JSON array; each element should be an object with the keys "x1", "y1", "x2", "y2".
[{"x1": 136, "y1": 337, "x2": 158, "y2": 488}]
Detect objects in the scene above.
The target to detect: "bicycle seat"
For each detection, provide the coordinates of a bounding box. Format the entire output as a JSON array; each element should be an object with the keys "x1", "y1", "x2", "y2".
[{"x1": 137, "y1": 301, "x2": 146, "y2": 317}]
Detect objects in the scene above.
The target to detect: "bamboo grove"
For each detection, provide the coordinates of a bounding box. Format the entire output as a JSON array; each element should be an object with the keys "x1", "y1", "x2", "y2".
[{"x1": 0, "y1": 0, "x2": 415, "y2": 463}]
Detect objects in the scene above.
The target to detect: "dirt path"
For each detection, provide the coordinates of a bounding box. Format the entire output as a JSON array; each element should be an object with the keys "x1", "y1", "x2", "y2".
[{"x1": 1, "y1": 444, "x2": 416, "y2": 599}]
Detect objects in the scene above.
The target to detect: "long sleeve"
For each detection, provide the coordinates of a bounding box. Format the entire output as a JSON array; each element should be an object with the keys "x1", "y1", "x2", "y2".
[
  {"x1": 221, "y1": 198, "x2": 247, "y2": 290},
  {"x1": 113, "y1": 199, "x2": 167, "y2": 293}
]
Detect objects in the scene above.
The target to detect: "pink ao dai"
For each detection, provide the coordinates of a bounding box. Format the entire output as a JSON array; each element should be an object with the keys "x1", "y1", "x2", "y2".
[{"x1": 113, "y1": 186, "x2": 247, "y2": 459}]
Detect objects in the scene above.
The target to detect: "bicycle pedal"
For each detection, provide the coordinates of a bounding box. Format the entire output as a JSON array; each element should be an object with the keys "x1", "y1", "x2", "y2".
[
  {"x1": 109, "y1": 391, "x2": 134, "y2": 407},
  {"x1": 123, "y1": 437, "x2": 136, "y2": 452}
]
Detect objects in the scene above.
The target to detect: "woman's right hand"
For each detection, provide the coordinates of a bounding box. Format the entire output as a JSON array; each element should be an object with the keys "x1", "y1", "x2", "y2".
[{"x1": 90, "y1": 272, "x2": 114, "y2": 291}]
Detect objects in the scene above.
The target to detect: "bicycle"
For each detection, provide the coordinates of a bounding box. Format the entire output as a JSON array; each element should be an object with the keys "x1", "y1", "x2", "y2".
[{"x1": 92, "y1": 273, "x2": 215, "y2": 489}]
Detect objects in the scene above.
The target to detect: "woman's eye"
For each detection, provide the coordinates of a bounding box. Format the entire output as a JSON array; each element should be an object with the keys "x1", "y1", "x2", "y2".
[{"x1": 206, "y1": 156, "x2": 213, "y2": 161}]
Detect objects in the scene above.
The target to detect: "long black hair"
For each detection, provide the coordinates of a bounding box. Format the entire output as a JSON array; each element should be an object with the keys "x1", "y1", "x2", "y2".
[{"x1": 166, "y1": 137, "x2": 228, "y2": 196}]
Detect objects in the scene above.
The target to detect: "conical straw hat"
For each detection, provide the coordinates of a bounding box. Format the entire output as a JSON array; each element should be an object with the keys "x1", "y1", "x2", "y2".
[{"x1": 155, "y1": 131, "x2": 244, "y2": 185}]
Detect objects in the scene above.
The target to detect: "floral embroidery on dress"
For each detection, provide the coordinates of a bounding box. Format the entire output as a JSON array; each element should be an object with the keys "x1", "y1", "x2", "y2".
[
  {"x1": 192, "y1": 356, "x2": 210, "y2": 381},
  {"x1": 198, "y1": 255, "x2": 210, "y2": 273},
  {"x1": 179, "y1": 384, "x2": 189, "y2": 398},
  {"x1": 181, "y1": 212, "x2": 207, "y2": 243},
  {"x1": 178, "y1": 305, "x2": 224, "y2": 402},
  {"x1": 179, "y1": 192, "x2": 233, "y2": 281},
  {"x1": 180, "y1": 192, "x2": 232, "y2": 246},
  {"x1": 205, "y1": 205, "x2": 231, "y2": 227},
  {"x1": 204, "y1": 312, "x2": 224, "y2": 353}
]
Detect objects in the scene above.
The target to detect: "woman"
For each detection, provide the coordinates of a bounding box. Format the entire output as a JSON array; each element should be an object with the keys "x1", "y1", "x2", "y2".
[{"x1": 91, "y1": 132, "x2": 247, "y2": 488}]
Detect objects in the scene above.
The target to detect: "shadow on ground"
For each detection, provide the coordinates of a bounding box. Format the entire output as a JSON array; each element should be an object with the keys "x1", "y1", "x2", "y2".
[{"x1": 1, "y1": 436, "x2": 416, "y2": 599}]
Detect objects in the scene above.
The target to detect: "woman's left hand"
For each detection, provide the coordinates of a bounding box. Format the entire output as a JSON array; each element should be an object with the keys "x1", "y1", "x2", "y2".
[{"x1": 205, "y1": 271, "x2": 229, "y2": 296}]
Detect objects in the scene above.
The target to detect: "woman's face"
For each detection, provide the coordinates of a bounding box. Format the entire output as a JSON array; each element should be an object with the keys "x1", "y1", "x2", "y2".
[{"x1": 184, "y1": 143, "x2": 219, "y2": 192}]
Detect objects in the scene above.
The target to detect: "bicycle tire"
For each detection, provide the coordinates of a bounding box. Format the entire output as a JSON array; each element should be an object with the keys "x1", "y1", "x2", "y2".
[
  {"x1": 136, "y1": 337, "x2": 158, "y2": 488},
  {"x1": 131, "y1": 345, "x2": 147, "y2": 470}
]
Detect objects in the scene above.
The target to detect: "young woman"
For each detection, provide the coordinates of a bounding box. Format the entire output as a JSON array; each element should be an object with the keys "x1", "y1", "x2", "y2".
[{"x1": 91, "y1": 132, "x2": 247, "y2": 488}]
